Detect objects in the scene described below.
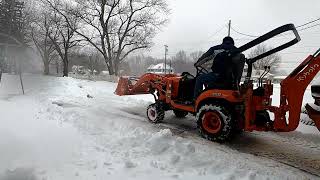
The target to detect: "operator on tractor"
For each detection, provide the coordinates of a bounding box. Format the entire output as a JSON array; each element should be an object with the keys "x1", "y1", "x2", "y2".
[{"x1": 193, "y1": 36, "x2": 237, "y2": 99}]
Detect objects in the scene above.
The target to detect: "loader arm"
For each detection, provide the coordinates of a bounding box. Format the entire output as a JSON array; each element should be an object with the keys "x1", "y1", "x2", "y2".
[
  {"x1": 272, "y1": 49, "x2": 320, "y2": 131},
  {"x1": 115, "y1": 73, "x2": 178, "y2": 98}
]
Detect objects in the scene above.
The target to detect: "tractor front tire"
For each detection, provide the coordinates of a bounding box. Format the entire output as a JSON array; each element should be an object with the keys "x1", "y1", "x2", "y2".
[
  {"x1": 147, "y1": 103, "x2": 165, "y2": 123},
  {"x1": 173, "y1": 110, "x2": 188, "y2": 118},
  {"x1": 196, "y1": 104, "x2": 233, "y2": 142}
]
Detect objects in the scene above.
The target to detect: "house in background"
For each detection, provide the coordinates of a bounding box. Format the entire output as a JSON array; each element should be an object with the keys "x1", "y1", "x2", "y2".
[{"x1": 147, "y1": 63, "x2": 174, "y2": 74}]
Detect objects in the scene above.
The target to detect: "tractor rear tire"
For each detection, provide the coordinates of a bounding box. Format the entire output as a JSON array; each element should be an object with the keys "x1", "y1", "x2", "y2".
[
  {"x1": 196, "y1": 104, "x2": 233, "y2": 142},
  {"x1": 173, "y1": 110, "x2": 188, "y2": 118},
  {"x1": 147, "y1": 103, "x2": 165, "y2": 123}
]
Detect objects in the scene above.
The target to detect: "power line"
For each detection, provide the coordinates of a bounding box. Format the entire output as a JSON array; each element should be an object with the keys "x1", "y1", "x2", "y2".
[
  {"x1": 230, "y1": 26, "x2": 259, "y2": 38},
  {"x1": 206, "y1": 23, "x2": 228, "y2": 39},
  {"x1": 231, "y1": 21, "x2": 320, "y2": 41},
  {"x1": 231, "y1": 17, "x2": 320, "y2": 38},
  {"x1": 296, "y1": 17, "x2": 320, "y2": 28},
  {"x1": 152, "y1": 23, "x2": 227, "y2": 52},
  {"x1": 298, "y1": 23, "x2": 320, "y2": 31},
  {"x1": 150, "y1": 19, "x2": 320, "y2": 57},
  {"x1": 153, "y1": 23, "x2": 228, "y2": 55}
]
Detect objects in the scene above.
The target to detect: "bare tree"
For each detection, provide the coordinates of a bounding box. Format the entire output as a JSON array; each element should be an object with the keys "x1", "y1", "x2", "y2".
[
  {"x1": 30, "y1": 12, "x2": 58, "y2": 75},
  {"x1": 128, "y1": 54, "x2": 160, "y2": 75},
  {"x1": 87, "y1": 50, "x2": 105, "y2": 75},
  {"x1": 174, "y1": 50, "x2": 188, "y2": 63},
  {"x1": 45, "y1": 0, "x2": 169, "y2": 76},
  {"x1": 47, "y1": 10, "x2": 81, "y2": 77},
  {"x1": 248, "y1": 44, "x2": 281, "y2": 74},
  {"x1": 172, "y1": 50, "x2": 195, "y2": 73},
  {"x1": 88, "y1": 53, "x2": 97, "y2": 75},
  {"x1": 190, "y1": 51, "x2": 203, "y2": 62},
  {"x1": 50, "y1": 52, "x2": 60, "y2": 74}
]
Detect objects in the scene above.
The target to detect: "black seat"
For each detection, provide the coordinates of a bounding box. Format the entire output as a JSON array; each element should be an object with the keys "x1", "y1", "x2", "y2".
[
  {"x1": 178, "y1": 72, "x2": 196, "y2": 101},
  {"x1": 207, "y1": 81, "x2": 233, "y2": 90}
]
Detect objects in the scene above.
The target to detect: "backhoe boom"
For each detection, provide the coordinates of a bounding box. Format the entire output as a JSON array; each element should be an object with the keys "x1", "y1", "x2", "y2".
[{"x1": 273, "y1": 49, "x2": 320, "y2": 131}]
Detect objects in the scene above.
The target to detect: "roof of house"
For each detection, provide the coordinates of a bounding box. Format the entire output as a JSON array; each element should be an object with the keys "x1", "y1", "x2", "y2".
[{"x1": 147, "y1": 63, "x2": 173, "y2": 70}]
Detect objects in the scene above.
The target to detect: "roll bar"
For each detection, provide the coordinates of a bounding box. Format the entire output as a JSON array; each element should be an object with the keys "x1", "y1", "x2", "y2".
[
  {"x1": 193, "y1": 24, "x2": 301, "y2": 79},
  {"x1": 239, "y1": 24, "x2": 300, "y2": 64},
  {"x1": 313, "y1": 48, "x2": 320, "y2": 58},
  {"x1": 242, "y1": 24, "x2": 301, "y2": 80}
]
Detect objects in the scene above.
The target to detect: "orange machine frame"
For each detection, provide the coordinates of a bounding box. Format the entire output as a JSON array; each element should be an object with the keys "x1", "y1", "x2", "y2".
[
  {"x1": 115, "y1": 51, "x2": 320, "y2": 133},
  {"x1": 240, "y1": 52, "x2": 320, "y2": 132},
  {"x1": 270, "y1": 54, "x2": 320, "y2": 131},
  {"x1": 115, "y1": 23, "x2": 320, "y2": 133},
  {"x1": 116, "y1": 74, "x2": 243, "y2": 113}
]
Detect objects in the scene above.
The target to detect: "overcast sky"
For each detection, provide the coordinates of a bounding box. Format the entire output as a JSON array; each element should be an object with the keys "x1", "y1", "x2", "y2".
[{"x1": 147, "y1": 0, "x2": 320, "y2": 73}]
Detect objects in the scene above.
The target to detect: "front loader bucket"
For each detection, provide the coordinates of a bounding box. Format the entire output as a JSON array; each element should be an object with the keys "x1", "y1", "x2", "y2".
[
  {"x1": 115, "y1": 76, "x2": 152, "y2": 96},
  {"x1": 115, "y1": 77, "x2": 130, "y2": 96},
  {"x1": 305, "y1": 103, "x2": 320, "y2": 131}
]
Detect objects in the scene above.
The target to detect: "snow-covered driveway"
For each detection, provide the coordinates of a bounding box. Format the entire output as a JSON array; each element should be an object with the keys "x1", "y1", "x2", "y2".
[{"x1": 0, "y1": 74, "x2": 319, "y2": 180}]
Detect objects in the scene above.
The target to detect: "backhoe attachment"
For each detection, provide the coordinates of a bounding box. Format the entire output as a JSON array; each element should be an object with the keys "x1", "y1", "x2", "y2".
[{"x1": 273, "y1": 48, "x2": 320, "y2": 132}]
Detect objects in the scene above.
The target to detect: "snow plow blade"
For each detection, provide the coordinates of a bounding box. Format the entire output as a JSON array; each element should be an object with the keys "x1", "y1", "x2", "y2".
[{"x1": 305, "y1": 103, "x2": 320, "y2": 131}]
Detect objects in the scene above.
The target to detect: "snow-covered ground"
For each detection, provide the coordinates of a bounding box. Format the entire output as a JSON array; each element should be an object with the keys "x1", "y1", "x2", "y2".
[{"x1": 0, "y1": 74, "x2": 319, "y2": 180}]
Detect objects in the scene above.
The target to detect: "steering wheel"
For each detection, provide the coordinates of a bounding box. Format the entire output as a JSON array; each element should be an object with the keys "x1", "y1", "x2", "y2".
[
  {"x1": 181, "y1": 71, "x2": 195, "y2": 79},
  {"x1": 196, "y1": 66, "x2": 209, "y2": 77}
]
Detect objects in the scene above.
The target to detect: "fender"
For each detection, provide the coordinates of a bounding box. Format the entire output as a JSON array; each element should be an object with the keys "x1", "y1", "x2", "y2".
[{"x1": 195, "y1": 89, "x2": 242, "y2": 110}]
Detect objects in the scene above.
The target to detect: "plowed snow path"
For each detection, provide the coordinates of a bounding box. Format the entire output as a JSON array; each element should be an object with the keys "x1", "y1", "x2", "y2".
[{"x1": 117, "y1": 81, "x2": 320, "y2": 177}]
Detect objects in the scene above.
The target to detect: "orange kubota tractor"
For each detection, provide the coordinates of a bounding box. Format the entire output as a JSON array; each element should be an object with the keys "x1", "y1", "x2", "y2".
[{"x1": 115, "y1": 24, "x2": 320, "y2": 142}]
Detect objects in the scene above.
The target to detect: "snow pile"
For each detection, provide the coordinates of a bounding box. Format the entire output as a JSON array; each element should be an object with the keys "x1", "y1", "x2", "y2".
[{"x1": 0, "y1": 168, "x2": 38, "y2": 180}]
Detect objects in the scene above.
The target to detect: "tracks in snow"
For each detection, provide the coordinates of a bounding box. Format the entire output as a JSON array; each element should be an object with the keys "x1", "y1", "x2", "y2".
[
  {"x1": 228, "y1": 132, "x2": 320, "y2": 177},
  {"x1": 120, "y1": 108, "x2": 320, "y2": 177},
  {"x1": 56, "y1": 101, "x2": 320, "y2": 178}
]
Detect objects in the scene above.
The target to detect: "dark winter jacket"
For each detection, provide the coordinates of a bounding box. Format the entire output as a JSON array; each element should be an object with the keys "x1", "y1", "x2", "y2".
[{"x1": 198, "y1": 43, "x2": 238, "y2": 77}]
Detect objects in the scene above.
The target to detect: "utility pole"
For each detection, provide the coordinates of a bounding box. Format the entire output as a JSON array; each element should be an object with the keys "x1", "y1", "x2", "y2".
[
  {"x1": 169, "y1": 58, "x2": 172, "y2": 74},
  {"x1": 228, "y1": 20, "x2": 231, "y2": 36},
  {"x1": 164, "y1": 45, "x2": 168, "y2": 74}
]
